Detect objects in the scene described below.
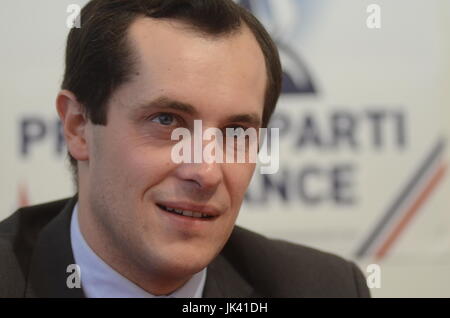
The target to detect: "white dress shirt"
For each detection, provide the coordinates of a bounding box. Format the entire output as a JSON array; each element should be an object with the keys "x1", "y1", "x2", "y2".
[{"x1": 70, "y1": 203, "x2": 207, "y2": 298}]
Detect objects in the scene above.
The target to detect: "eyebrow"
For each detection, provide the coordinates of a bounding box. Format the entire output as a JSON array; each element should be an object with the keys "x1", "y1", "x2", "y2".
[
  {"x1": 132, "y1": 96, "x2": 199, "y2": 117},
  {"x1": 131, "y1": 95, "x2": 262, "y2": 128},
  {"x1": 226, "y1": 113, "x2": 261, "y2": 128}
]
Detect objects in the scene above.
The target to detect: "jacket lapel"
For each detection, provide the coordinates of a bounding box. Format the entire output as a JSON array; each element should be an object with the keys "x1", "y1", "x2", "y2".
[
  {"x1": 25, "y1": 196, "x2": 85, "y2": 298},
  {"x1": 203, "y1": 252, "x2": 257, "y2": 298}
]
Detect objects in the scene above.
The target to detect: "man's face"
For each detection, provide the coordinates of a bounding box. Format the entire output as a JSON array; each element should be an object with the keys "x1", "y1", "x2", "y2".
[{"x1": 82, "y1": 18, "x2": 267, "y2": 281}]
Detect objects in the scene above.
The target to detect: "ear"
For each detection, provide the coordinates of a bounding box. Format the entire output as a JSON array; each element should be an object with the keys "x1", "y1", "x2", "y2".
[{"x1": 56, "y1": 90, "x2": 89, "y2": 162}]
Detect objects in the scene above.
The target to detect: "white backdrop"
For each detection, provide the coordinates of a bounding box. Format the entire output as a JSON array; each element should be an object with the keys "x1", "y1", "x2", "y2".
[{"x1": 1, "y1": 0, "x2": 449, "y2": 297}]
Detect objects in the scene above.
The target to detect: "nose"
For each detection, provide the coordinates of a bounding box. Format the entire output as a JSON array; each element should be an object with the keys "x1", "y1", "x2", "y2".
[
  {"x1": 175, "y1": 159, "x2": 223, "y2": 193},
  {"x1": 180, "y1": 131, "x2": 223, "y2": 186},
  {"x1": 172, "y1": 124, "x2": 224, "y2": 195}
]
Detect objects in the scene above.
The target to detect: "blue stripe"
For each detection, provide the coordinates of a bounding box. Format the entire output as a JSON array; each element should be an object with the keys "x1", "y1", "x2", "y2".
[{"x1": 355, "y1": 138, "x2": 446, "y2": 258}]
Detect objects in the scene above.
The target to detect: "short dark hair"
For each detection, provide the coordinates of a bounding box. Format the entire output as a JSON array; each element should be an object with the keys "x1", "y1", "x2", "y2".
[{"x1": 62, "y1": 0, "x2": 282, "y2": 178}]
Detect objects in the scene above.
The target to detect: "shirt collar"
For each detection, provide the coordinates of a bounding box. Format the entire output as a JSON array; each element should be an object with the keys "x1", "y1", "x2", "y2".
[{"x1": 70, "y1": 202, "x2": 207, "y2": 298}]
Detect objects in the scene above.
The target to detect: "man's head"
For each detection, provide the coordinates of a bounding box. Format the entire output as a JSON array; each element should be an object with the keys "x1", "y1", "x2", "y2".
[
  {"x1": 62, "y1": 0, "x2": 281, "y2": 177},
  {"x1": 57, "y1": 0, "x2": 281, "y2": 294}
]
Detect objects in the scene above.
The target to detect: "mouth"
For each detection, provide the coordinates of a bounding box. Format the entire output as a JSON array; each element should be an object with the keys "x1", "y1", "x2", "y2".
[{"x1": 156, "y1": 204, "x2": 215, "y2": 220}]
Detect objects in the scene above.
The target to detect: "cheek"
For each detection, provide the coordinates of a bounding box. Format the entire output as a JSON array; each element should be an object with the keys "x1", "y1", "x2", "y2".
[
  {"x1": 123, "y1": 147, "x2": 175, "y2": 190},
  {"x1": 225, "y1": 163, "x2": 256, "y2": 205},
  {"x1": 93, "y1": 135, "x2": 176, "y2": 193}
]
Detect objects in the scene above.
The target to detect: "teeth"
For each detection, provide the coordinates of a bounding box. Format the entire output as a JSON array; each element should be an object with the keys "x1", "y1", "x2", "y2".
[
  {"x1": 160, "y1": 205, "x2": 211, "y2": 219},
  {"x1": 182, "y1": 210, "x2": 193, "y2": 217}
]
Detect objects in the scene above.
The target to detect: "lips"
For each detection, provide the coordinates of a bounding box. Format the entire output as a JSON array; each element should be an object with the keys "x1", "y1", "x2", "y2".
[{"x1": 156, "y1": 202, "x2": 220, "y2": 220}]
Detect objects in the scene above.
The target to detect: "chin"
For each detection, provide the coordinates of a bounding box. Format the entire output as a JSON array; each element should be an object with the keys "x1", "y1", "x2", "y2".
[{"x1": 165, "y1": 247, "x2": 216, "y2": 275}]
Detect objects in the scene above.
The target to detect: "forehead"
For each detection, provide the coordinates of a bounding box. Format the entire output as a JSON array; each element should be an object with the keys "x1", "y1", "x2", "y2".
[{"x1": 116, "y1": 17, "x2": 267, "y2": 124}]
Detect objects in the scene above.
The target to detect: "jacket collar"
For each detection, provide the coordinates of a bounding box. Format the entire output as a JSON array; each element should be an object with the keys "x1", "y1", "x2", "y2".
[
  {"x1": 25, "y1": 196, "x2": 84, "y2": 298},
  {"x1": 25, "y1": 196, "x2": 256, "y2": 298},
  {"x1": 202, "y1": 252, "x2": 257, "y2": 297}
]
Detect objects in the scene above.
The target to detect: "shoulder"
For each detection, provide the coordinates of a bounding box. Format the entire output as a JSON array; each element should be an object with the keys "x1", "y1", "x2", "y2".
[
  {"x1": 0, "y1": 198, "x2": 70, "y2": 298},
  {"x1": 222, "y1": 225, "x2": 370, "y2": 297},
  {"x1": 0, "y1": 198, "x2": 70, "y2": 237}
]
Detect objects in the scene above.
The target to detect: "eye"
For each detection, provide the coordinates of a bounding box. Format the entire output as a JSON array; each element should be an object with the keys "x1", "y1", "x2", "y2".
[
  {"x1": 225, "y1": 126, "x2": 247, "y2": 138},
  {"x1": 151, "y1": 113, "x2": 177, "y2": 126}
]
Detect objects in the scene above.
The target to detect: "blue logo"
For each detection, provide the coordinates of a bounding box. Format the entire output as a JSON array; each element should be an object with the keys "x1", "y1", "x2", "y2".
[{"x1": 238, "y1": 0, "x2": 317, "y2": 94}]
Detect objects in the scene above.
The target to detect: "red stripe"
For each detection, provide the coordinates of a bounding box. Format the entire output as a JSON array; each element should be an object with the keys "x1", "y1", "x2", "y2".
[
  {"x1": 18, "y1": 183, "x2": 30, "y2": 208},
  {"x1": 374, "y1": 162, "x2": 448, "y2": 261}
]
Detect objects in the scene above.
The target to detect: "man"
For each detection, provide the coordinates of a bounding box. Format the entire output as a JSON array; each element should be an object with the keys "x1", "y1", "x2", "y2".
[{"x1": 0, "y1": 0, "x2": 370, "y2": 298}]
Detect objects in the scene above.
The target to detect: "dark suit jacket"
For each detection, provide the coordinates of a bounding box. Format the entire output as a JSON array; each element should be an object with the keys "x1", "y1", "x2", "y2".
[{"x1": 0, "y1": 196, "x2": 370, "y2": 298}]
